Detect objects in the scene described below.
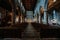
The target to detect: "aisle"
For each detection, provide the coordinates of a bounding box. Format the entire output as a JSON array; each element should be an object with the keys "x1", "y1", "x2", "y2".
[{"x1": 22, "y1": 23, "x2": 40, "y2": 40}]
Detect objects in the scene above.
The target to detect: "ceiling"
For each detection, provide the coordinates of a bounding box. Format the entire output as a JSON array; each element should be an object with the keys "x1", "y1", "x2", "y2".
[
  {"x1": 22, "y1": 0, "x2": 37, "y2": 11},
  {"x1": 0, "y1": 0, "x2": 37, "y2": 11},
  {"x1": 0, "y1": 0, "x2": 12, "y2": 11}
]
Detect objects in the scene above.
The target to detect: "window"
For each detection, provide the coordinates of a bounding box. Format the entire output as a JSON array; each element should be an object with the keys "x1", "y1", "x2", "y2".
[{"x1": 53, "y1": 0, "x2": 56, "y2": 2}]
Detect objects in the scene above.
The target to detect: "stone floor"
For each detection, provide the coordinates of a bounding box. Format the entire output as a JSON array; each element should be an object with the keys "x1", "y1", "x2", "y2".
[{"x1": 21, "y1": 23, "x2": 40, "y2": 40}]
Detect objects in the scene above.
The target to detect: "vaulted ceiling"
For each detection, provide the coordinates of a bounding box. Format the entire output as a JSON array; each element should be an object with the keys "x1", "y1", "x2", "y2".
[
  {"x1": 48, "y1": 0, "x2": 60, "y2": 11},
  {"x1": 22, "y1": 0, "x2": 37, "y2": 11},
  {"x1": 0, "y1": 0, "x2": 12, "y2": 11},
  {"x1": 0, "y1": 0, "x2": 37, "y2": 11}
]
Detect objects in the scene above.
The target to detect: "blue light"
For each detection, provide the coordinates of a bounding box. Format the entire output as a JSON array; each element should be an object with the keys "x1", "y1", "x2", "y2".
[
  {"x1": 26, "y1": 11, "x2": 33, "y2": 19},
  {"x1": 34, "y1": 0, "x2": 45, "y2": 16}
]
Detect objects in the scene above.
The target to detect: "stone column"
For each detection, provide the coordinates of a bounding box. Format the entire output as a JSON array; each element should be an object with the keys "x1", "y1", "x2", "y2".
[
  {"x1": 12, "y1": 0, "x2": 17, "y2": 24},
  {"x1": 18, "y1": 11, "x2": 21, "y2": 23},
  {"x1": 53, "y1": 10, "x2": 58, "y2": 24},
  {"x1": 53, "y1": 10, "x2": 56, "y2": 19},
  {"x1": 37, "y1": 14, "x2": 38, "y2": 23},
  {"x1": 44, "y1": 9, "x2": 48, "y2": 24},
  {"x1": 39, "y1": 12, "x2": 41, "y2": 23},
  {"x1": 11, "y1": 9, "x2": 14, "y2": 25},
  {"x1": 39, "y1": 10, "x2": 42, "y2": 24},
  {"x1": 10, "y1": 0, "x2": 16, "y2": 25},
  {"x1": 20, "y1": 14, "x2": 23, "y2": 23}
]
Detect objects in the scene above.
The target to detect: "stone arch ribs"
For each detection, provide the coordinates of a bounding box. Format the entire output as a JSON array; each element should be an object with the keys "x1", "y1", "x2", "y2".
[{"x1": 44, "y1": 0, "x2": 48, "y2": 9}]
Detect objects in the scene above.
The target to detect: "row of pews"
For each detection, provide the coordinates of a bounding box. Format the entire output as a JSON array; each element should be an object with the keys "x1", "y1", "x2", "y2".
[
  {"x1": 0, "y1": 22, "x2": 28, "y2": 38},
  {"x1": 31, "y1": 23, "x2": 60, "y2": 38},
  {"x1": 0, "y1": 22, "x2": 60, "y2": 38}
]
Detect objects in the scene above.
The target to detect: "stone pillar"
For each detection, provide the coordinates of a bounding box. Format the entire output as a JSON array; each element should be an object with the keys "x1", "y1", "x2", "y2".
[
  {"x1": 53, "y1": 10, "x2": 57, "y2": 24},
  {"x1": 40, "y1": 13, "x2": 42, "y2": 24},
  {"x1": 10, "y1": 0, "x2": 16, "y2": 25},
  {"x1": 56, "y1": 11, "x2": 59, "y2": 24},
  {"x1": 11, "y1": 9, "x2": 14, "y2": 25},
  {"x1": 12, "y1": 0, "x2": 17, "y2": 24},
  {"x1": 37, "y1": 14, "x2": 38, "y2": 23},
  {"x1": 39, "y1": 10, "x2": 42, "y2": 24},
  {"x1": 24, "y1": 11, "x2": 26, "y2": 22},
  {"x1": 39, "y1": 12, "x2": 41, "y2": 23},
  {"x1": 53, "y1": 10, "x2": 56, "y2": 19},
  {"x1": 11, "y1": 8, "x2": 16, "y2": 25},
  {"x1": 20, "y1": 14, "x2": 23, "y2": 23},
  {"x1": 18, "y1": 11, "x2": 21, "y2": 23},
  {"x1": 43, "y1": 9, "x2": 48, "y2": 24}
]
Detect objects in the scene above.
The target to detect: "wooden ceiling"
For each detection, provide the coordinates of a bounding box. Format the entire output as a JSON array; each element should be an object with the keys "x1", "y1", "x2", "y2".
[{"x1": 22, "y1": 0, "x2": 37, "y2": 11}]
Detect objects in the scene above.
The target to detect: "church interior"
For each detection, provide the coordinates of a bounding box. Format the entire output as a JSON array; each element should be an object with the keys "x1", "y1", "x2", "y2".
[{"x1": 0, "y1": 0, "x2": 60, "y2": 40}]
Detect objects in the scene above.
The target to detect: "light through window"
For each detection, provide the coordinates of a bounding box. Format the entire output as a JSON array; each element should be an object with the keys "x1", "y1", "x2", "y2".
[{"x1": 53, "y1": 0, "x2": 56, "y2": 2}]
